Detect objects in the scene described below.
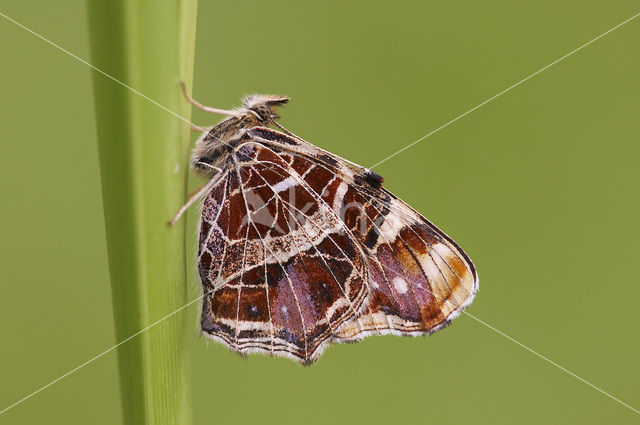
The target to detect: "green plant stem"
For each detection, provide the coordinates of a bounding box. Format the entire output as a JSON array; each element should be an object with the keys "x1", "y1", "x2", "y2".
[{"x1": 87, "y1": 1, "x2": 198, "y2": 424}]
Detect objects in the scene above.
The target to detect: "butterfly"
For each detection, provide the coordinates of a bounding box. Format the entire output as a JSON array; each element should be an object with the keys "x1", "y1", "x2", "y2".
[{"x1": 171, "y1": 85, "x2": 478, "y2": 365}]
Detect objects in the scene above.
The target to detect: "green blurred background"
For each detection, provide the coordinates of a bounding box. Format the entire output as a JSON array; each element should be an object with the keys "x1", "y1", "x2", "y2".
[{"x1": 1, "y1": 1, "x2": 639, "y2": 424}]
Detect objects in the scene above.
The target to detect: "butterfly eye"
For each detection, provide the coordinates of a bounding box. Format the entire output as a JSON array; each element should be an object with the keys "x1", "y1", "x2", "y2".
[
  {"x1": 247, "y1": 109, "x2": 262, "y2": 120},
  {"x1": 250, "y1": 105, "x2": 273, "y2": 122}
]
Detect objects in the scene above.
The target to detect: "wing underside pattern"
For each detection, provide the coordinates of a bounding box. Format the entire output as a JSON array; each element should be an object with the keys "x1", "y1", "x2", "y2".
[{"x1": 197, "y1": 128, "x2": 478, "y2": 364}]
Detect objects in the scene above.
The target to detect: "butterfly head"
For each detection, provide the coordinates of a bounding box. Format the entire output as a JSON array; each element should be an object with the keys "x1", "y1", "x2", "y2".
[{"x1": 242, "y1": 94, "x2": 290, "y2": 124}]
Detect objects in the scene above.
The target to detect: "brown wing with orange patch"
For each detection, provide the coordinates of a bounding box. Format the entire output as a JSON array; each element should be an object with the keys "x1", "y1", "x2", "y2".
[{"x1": 333, "y1": 182, "x2": 478, "y2": 340}]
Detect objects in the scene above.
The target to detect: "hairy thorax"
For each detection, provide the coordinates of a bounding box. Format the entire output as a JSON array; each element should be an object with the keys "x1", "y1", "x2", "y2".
[{"x1": 190, "y1": 94, "x2": 290, "y2": 177}]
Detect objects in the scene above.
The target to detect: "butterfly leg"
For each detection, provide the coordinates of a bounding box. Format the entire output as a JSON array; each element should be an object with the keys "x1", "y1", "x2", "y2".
[
  {"x1": 192, "y1": 161, "x2": 223, "y2": 175},
  {"x1": 168, "y1": 171, "x2": 220, "y2": 226},
  {"x1": 180, "y1": 81, "x2": 237, "y2": 116}
]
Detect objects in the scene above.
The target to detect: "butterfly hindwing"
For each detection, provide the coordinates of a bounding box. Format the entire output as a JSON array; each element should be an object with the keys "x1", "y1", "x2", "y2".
[{"x1": 337, "y1": 194, "x2": 478, "y2": 339}]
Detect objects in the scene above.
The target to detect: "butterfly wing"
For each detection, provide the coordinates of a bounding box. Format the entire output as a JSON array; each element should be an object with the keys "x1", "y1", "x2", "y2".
[
  {"x1": 197, "y1": 135, "x2": 368, "y2": 364},
  {"x1": 248, "y1": 127, "x2": 479, "y2": 341},
  {"x1": 335, "y1": 186, "x2": 478, "y2": 339}
]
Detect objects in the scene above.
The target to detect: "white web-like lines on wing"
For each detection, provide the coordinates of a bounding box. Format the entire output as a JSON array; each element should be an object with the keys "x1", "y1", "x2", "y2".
[
  {"x1": 254, "y1": 144, "x2": 474, "y2": 331},
  {"x1": 247, "y1": 162, "x2": 373, "y2": 338},
  {"x1": 332, "y1": 165, "x2": 474, "y2": 316},
  {"x1": 232, "y1": 166, "x2": 278, "y2": 355},
  {"x1": 198, "y1": 175, "x2": 229, "y2": 263},
  {"x1": 260, "y1": 235, "x2": 276, "y2": 356},
  {"x1": 241, "y1": 144, "x2": 467, "y2": 332},
  {"x1": 347, "y1": 179, "x2": 472, "y2": 315},
  {"x1": 240, "y1": 135, "x2": 477, "y2": 308},
  {"x1": 206, "y1": 175, "x2": 233, "y2": 329},
  {"x1": 245, "y1": 155, "x2": 390, "y2": 336},
  {"x1": 236, "y1": 145, "x2": 448, "y2": 344},
  {"x1": 261, "y1": 129, "x2": 477, "y2": 314},
  {"x1": 255, "y1": 158, "x2": 412, "y2": 331},
  {"x1": 234, "y1": 158, "x2": 309, "y2": 359},
  {"x1": 265, "y1": 197, "x2": 343, "y2": 344},
  {"x1": 255, "y1": 140, "x2": 475, "y2": 315},
  {"x1": 351, "y1": 187, "x2": 475, "y2": 322},
  {"x1": 234, "y1": 196, "x2": 252, "y2": 342},
  {"x1": 340, "y1": 179, "x2": 475, "y2": 313}
]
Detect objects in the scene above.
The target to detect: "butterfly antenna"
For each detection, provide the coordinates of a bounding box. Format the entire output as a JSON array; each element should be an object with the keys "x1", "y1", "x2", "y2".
[
  {"x1": 273, "y1": 121, "x2": 300, "y2": 139},
  {"x1": 179, "y1": 81, "x2": 237, "y2": 116}
]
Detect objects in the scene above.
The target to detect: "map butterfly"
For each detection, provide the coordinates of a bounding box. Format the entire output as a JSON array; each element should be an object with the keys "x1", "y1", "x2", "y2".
[{"x1": 171, "y1": 87, "x2": 479, "y2": 365}]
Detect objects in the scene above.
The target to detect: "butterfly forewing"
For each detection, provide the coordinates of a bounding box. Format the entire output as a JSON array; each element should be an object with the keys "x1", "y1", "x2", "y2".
[{"x1": 247, "y1": 127, "x2": 478, "y2": 342}]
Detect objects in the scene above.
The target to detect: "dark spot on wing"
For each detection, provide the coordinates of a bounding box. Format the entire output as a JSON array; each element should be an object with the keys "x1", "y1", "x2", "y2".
[
  {"x1": 364, "y1": 170, "x2": 384, "y2": 187},
  {"x1": 363, "y1": 227, "x2": 381, "y2": 249},
  {"x1": 247, "y1": 304, "x2": 261, "y2": 319},
  {"x1": 354, "y1": 170, "x2": 384, "y2": 188},
  {"x1": 199, "y1": 252, "x2": 212, "y2": 282},
  {"x1": 314, "y1": 281, "x2": 335, "y2": 305},
  {"x1": 278, "y1": 328, "x2": 300, "y2": 345}
]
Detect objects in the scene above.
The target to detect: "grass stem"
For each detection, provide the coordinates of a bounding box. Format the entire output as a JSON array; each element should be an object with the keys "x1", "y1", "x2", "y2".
[{"x1": 87, "y1": 1, "x2": 198, "y2": 423}]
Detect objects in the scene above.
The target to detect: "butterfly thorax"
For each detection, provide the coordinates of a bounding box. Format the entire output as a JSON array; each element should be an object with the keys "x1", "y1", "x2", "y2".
[{"x1": 191, "y1": 94, "x2": 289, "y2": 176}]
